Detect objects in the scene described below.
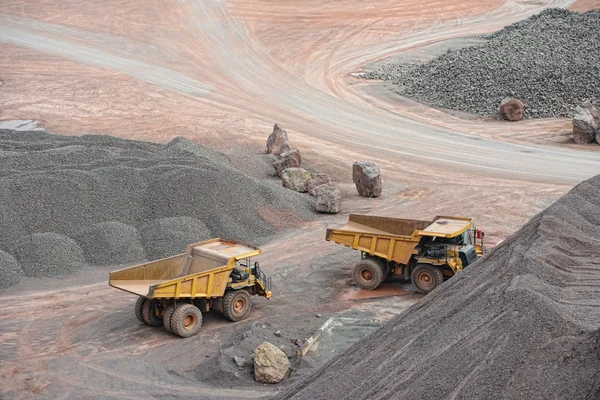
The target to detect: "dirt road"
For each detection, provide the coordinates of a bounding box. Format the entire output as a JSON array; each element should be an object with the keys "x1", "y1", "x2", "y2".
[{"x1": 1, "y1": 1, "x2": 599, "y2": 399}]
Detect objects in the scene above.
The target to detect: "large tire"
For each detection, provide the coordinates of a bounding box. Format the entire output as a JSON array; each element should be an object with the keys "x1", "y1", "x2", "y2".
[
  {"x1": 170, "y1": 304, "x2": 202, "y2": 338},
  {"x1": 135, "y1": 297, "x2": 146, "y2": 323},
  {"x1": 353, "y1": 258, "x2": 386, "y2": 290},
  {"x1": 221, "y1": 290, "x2": 252, "y2": 322},
  {"x1": 411, "y1": 264, "x2": 444, "y2": 293},
  {"x1": 141, "y1": 299, "x2": 163, "y2": 327},
  {"x1": 163, "y1": 304, "x2": 176, "y2": 333}
]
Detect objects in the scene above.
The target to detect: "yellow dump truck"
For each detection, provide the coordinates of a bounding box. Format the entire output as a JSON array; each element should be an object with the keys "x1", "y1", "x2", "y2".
[
  {"x1": 326, "y1": 214, "x2": 484, "y2": 293},
  {"x1": 109, "y1": 238, "x2": 272, "y2": 338}
]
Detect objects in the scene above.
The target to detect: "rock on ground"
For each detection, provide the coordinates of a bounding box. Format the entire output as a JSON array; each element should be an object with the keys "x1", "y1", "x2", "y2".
[
  {"x1": 307, "y1": 173, "x2": 331, "y2": 197},
  {"x1": 276, "y1": 174, "x2": 600, "y2": 400},
  {"x1": 500, "y1": 97, "x2": 525, "y2": 121},
  {"x1": 267, "y1": 123, "x2": 292, "y2": 156},
  {"x1": 573, "y1": 106, "x2": 598, "y2": 144},
  {"x1": 254, "y1": 341, "x2": 291, "y2": 384},
  {"x1": 273, "y1": 148, "x2": 302, "y2": 176},
  {"x1": 5, "y1": 233, "x2": 85, "y2": 278},
  {"x1": 352, "y1": 162, "x2": 382, "y2": 197},
  {"x1": 281, "y1": 168, "x2": 311, "y2": 193},
  {"x1": 75, "y1": 222, "x2": 145, "y2": 265},
  {"x1": 314, "y1": 185, "x2": 341, "y2": 214},
  {"x1": 0, "y1": 250, "x2": 24, "y2": 290}
]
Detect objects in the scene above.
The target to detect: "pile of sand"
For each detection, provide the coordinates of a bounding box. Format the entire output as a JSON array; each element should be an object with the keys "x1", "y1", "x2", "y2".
[
  {"x1": 0, "y1": 129, "x2": 314, "y2": 289},
  {"x1": 278, "y1": 174, "x2": 600, "y2": 399}
]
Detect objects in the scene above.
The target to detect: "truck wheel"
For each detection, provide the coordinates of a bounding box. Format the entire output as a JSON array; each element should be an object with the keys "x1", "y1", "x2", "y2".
[
  {"x1": 163, "y1": 304, "x2": 176, "y2": 333},
  {"x1": 353, "y1": 259, "x2": 385, "y2": 290},
  {"x1": 411, "y1": 264, "x2": 444, "y2": 293},
  {"x1": 135, "y1": 297, "x2": 146, "y2": 323},
  {"x1": 141, "y1": 299, "x2": 163, "y2": 327},
  {"x1": 222, "y1": 290, "x2": 252, "y2": 322},
  {"x1": 171, "y1": 304, "x2": 202, "y2": 338}
]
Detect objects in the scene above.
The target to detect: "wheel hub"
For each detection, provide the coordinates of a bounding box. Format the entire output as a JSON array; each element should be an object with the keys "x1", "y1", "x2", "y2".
[
  {"x1": 234, "y1": 298, "x2": 245, "y2": 313},
  {"x1": 183, "y1": 314, "x2": 196, "y2": 330},
  {"x1": 361, "y1": 269, "x2": 373, "y2": 281}
]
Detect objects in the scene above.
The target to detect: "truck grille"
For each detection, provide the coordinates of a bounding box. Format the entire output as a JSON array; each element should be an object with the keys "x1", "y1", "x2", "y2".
[{"x1": 459, "y1": 245, "x2": 478, "y2": 267}]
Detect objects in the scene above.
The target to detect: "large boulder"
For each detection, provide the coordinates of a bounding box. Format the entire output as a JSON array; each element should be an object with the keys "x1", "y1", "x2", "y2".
[
  {"x1": 307, "y1": 173, "x2": 331, "y2": 197},
  {"x1": 267, "y1": 124, "x2": 292, "y2": 156},
  {"x1": 254, "y1": 342, "x2": 290, "y2": 384},
  {"x1": 6, "y1": 233, "x2": 86, "y2": 278},
  {"x1": 75, "y1": 222, "x2": 145, "y2": 265},
  {"x1": 572, "y1": 106, "x2": 598, "y2": 144},
  {"x1": 0, "y1": 250, "x2": 25, "y2": 290},
  {"x1": 281, "y1": 168, "x2": 311, "y2": 192},
  {"x1": 315, "y1": 185, "x2": 341, "y2": 214},
  {"x1": 273, "y1": 148, "x2": 301, "y2": 176},
  {"x1": 499, "y1": 97, "x2": 524, "y2": 121},
  {"x1": 352, "y1": 161, "x2": 382, "y2": 197}
]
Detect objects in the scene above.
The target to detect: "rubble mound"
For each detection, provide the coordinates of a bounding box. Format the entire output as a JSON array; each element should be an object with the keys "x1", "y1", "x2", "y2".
[
  {"x1": 277, "y1": 174, "x2": 600, "y2": 399},
  {"x1": 140, "y1": 217, "x2": 211, "y2": 260},
  {"x1": 0, "y1": 251, "x2": 24, "y2": 290},
  {"x1": 6, "y1": 233, "x2": 86, "y2": 278},
  {"x1": 0, "y1": 129, "x2": 314, "y2": 289},
  {"x1": 365, "y1": 9, "x2": 600, "y2": 118},
  {"x1": 75, "y1": 222, "x2": 145, "y2": 265}
]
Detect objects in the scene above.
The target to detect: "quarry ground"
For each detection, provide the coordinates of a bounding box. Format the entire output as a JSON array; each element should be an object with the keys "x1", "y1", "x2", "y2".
[{"x1": 1, "y1": 0, "x2": 600, "y2": 399}]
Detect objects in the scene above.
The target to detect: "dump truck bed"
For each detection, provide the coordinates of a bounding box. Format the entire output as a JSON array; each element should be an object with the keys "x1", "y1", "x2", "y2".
[{"x1": 109, "y1": 239, "x2": 261, "y2": 299}]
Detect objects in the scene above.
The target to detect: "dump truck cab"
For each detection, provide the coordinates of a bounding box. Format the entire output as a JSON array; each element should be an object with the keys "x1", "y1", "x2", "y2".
[{"x1": 326, "y1": 214, "x2": 485, "y2": 293}]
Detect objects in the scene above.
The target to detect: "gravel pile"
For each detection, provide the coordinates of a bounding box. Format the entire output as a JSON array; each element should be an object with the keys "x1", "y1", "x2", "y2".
[
  {"x1": 365, "y1": 8, "x2": 600, "y2": 118},
  {"x1": 0, "y1": 251, "x2": 24, "y2": 290},
  {"x1": 0, "y1": 130, "x2": 314, "y2": 289},
  {"x1": 278, "y1": 174, "x2": 600, "y2": 399},
  {"x1": 75, "y1": 222, "x2": 145, "y2": 265}
]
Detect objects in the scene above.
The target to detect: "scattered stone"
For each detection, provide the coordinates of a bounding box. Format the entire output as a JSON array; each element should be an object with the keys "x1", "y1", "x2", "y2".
[
  {"x1": 254, "y1": 342, "x2": 291, "y2": 384},
  {"x1": 273, "y1": 148, "x2": 302, "y2": 176},
  {"x1": 572, "y1": 106, "x2": 598, "y2": 144},
  {"x1": 307, "y1": 173, "x2": 331, "y2": 196},
  {"x1": 281, "y1": 168, "x2": 311, "y2": 192},
  {"x1": 275, "y1": 330, "x2": 282, "y2": 336},
  {"x1": 243, "y1": 330, "x2": 253, "y2": 339},
  {"x1": 316, "y1": 314, "x2": 322, "y2": 318},
  {"x1": 499, "y1": 97, "x2": 525, "y2": 121},
  {"x1": 233, "y1": 355, "x2": 247, "y2": 368},
  {"x1": 314, "y1": 185, "x2": 341, "y2": 214},
  {"x1": 352, "y1": 162, "x2": 382, "y2": 197},
  {"x1": 582, "y1": 101, "x2": 600, "y2": 124},
  {"x1": 267, "y1": 123, "x2": 291, "y2": 156}
]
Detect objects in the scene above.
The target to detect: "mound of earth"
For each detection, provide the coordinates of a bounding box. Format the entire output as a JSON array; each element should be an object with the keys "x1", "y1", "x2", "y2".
[
  {"x1": 277, "y1": 174, "x2": 600, "y2": 399},
  {"x1": 75, "y1": 222, "x2": 145, "y2": 265},
  {"x1": 5, "y1": 233, "x2": 86, "y2": 278},
  {"x1": 365, "y1": 9, "x2": 600, "y2": 118},
  {"x1": 0, "y1": 251, "x2": 24, "y2": 290},
  {"x1": 0, "y1": 130, "x2": 314, "y2": 289}
]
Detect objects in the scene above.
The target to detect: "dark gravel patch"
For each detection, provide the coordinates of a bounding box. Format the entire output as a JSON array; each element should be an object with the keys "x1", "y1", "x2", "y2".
[
  {"x1": 277, "y1": 174, "x2": 600, "y2": 399},
  {"x1": 0, "y1": 130, "x2": 315, "y2": 289},
  {"x1": 365, "y1": 8, "x2": 600, "y2": 118},
  {"x1": 75, "y1": 222, "x2": 145, "y2": 266},
  {"x1": 5, "y1": 233, "x2": 86, "y2": 278},
  {"x1": 0, "y1": 251, "x2": 24, "y2": 290}
]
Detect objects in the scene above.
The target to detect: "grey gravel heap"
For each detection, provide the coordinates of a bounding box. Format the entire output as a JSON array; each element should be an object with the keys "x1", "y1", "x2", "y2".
[
  {"x1": 365, "y1": 8, "x2": 600, "y2": 118},
  {"x1": 277, "y1": 174, "x2": 600, "y2": 400},
  {"x1": 0, "y1": 130, "x2": 314, "y2": 289}
]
